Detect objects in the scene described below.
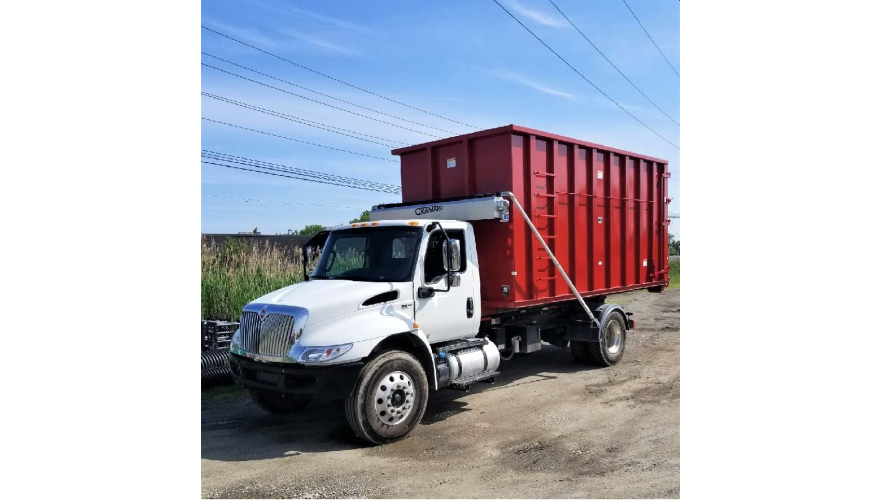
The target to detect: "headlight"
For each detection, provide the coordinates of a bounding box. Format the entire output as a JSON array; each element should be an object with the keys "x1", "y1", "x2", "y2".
[
  {"x1": 230, "y1": 328, "x2": 242, "y2": 354},
  {"x1": 298, "y1": 343, "x2": 353, "y2": 363}
]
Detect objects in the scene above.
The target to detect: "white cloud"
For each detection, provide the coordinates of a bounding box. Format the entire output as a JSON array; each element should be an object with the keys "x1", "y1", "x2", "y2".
[
  {"x1": 257, "y1": 1, "x2": 371, "y2": 33},
  {"x1": 485, "y1": 69, "x2": 576, "y2": 99},
  {"x1": 505, "y1": 0, "x2": 567, "y2": 28},
  {"x1": 202, "y1": 18, "x2": 282, "y2": 49},
  {"x1": 287, "y1": 32, "x2": 360, "y2": 56}
]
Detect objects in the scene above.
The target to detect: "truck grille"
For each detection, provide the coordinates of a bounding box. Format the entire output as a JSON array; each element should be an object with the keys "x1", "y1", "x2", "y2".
[{"x1": 239, "y1": 311, "x2": 295, "y2": 357}]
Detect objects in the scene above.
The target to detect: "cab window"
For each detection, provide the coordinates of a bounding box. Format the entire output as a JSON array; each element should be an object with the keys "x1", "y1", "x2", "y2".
[{"x1": 423, "y1": 229, "x2": 466, "y2": 284}]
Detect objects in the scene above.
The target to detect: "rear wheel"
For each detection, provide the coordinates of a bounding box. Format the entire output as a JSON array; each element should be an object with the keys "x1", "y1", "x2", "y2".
[
  {"x1": 571, "y1": 339, "x2": 591, "y2": 364},
  {"x1": 588, "y1": 311, "x2": 626, "y2": 366},
  {"x1": 249, "y1": 390, "x2": 311, "y2": 414},
  {"x1": 572, "y1": 311, "x2": 627, "y2": 366},
  {"x1": 345, "y1": 351, "x2": 429, "y2": 445}
]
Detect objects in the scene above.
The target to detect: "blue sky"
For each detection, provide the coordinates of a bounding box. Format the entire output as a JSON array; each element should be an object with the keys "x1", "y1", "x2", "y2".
[{"x1": 201, "y1": 0, "x2": 680, "y2": 238}]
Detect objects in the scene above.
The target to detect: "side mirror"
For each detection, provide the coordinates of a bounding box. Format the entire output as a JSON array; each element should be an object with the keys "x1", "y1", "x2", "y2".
[
  {"x1": 417, "y1": 286, "x2": 436, "y2": 299},
  {"x1": 442, "y1": 239, "x2": 462, "y2": 272}
]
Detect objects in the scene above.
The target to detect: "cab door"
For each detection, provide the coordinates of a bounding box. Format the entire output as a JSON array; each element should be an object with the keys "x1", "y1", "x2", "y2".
[{"x1": 414, "y1": 227, "x2": 476, "y2": 343}]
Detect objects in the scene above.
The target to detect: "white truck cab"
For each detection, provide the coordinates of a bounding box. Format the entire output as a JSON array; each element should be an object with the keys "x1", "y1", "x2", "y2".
[{"x1": 232, "y1": 220, "x2": 479, "y2": 366}]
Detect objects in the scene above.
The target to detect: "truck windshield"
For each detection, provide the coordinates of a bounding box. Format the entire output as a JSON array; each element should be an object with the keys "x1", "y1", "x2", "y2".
[{"x1": 311, "y1": 227, "x2": 422, "y2": 282}]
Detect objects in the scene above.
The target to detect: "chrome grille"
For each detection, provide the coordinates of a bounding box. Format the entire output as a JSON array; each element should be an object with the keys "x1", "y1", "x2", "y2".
[{"x1": 239, "y1": 311, "x2": 295, "y2": 357}]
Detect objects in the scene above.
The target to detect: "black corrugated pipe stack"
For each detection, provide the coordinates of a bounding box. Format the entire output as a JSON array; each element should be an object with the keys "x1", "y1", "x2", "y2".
[
  {"x1": 202, "y1": 348, "x2": 230, "y2": 370},
  {"x1": 201, "y1": 348, "x2": 233, "y2": 389},
  {"x1": 202, "y1": 366, "x2": 233, "y2": 388}
]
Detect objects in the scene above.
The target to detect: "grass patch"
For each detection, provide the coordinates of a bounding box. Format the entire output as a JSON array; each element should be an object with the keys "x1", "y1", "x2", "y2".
[
  {"x1": 201, "y1": 383, "x2": 246, "y2": 405},
  {"x1": 668, "y1": 258, "x2": 680, "y2": 288},
  {"x1": 202, "y1": 237, "x2": 306, "y2": 321}
]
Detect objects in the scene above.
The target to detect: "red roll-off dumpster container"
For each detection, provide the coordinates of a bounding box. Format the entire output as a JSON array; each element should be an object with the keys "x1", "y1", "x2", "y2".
[{"x1": 392, "y1": 125, "x2": 671, "y2": 316}]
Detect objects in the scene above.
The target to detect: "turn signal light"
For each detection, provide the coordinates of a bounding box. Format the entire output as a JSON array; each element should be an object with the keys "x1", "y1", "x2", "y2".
[{"x1": 413, "y1": 323, "x2": 419, "y2": 329}]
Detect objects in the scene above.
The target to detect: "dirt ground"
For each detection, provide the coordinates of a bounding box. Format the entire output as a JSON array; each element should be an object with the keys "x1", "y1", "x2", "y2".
[{"x1": 201, "y1": 288, "x2": 680, "y2": 499}]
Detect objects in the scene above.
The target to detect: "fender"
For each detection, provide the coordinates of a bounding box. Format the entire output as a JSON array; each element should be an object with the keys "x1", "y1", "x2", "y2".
[
  {"x1": 361, "y1": 329, "x2": 438, "y2": 389},
  {"x1": 564, "y1": 304, "x2": 629, "y2": 342},
  {"x1": 409, "y1": 329, "x2": 438, "y2": 390}
]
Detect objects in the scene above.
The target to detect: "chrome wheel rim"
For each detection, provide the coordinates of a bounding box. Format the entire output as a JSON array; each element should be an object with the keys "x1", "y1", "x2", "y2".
[
  {"x1": 372, "y1": 371, "x2": 415, "y2": 426},
  {"x1": 605, "y1": 320, "x2": 622, "y2": 354}
]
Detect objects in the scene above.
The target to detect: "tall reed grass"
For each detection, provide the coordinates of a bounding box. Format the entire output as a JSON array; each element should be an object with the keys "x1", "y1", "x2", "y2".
[
  {"x1": 668, "y1": 258, "x2": 680, "y2": 288},
  {"x1": 201, "y1": 237, "x2": 305, "y2": 320}
]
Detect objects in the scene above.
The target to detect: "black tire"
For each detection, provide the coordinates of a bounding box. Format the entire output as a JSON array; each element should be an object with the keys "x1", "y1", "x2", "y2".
[
  {"x1": 572, "y1": 311, "x2": 627, "y2": 367},
  {"x1": 248, "y1": 390, "x2": 312, "y2": 414},
  {"x1": 345, "y1": 351, "x2": 429, "y2": 445},
  {"x1": 587, "y1": 311, "x2": 626, "y2": 366},
  {"x1": 571, "y1": 339, "x2": 591, "y2": 364}
]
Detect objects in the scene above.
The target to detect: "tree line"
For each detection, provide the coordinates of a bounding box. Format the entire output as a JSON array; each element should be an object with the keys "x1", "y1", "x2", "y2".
[
  {"x1": 669, "y1": 233, "x2": 681, "y2": 256},
  {"x1": 285, "y1": 210, "x2": 371, "y2": 236}
]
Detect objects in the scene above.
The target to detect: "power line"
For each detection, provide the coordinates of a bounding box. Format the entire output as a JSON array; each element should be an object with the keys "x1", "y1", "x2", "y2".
[
  {"x1": 202, "y1": 193, "x2": 364, "y2": 210},
  {"x1": 202, "y1": 63, "x2": 443, "y2": 139},
  {"x1": 201, "y1": 25, "x2": 479, "y2": 129},
  {"x1": 202, "y1": 161, "x2": 402, "y2": 194},
  {"x1": 201, "y1": 117, "x2": 400, "y2": 162},
  {"x1": 547, "y1": 0, "x2": 679, "y2": 126},
  {"x1": 202, "y1": 52, "x2": 458, "y2": 135},
  {"x1": 203, "y1": 151, "x2": 397, "y2": 189},
  {"x1": 491, "y1": 0, "x2": 679, "y2": 149},
  {"x1": 203, "y1": 92, "x2": 407, "y2": 145},
  {"x1": 202, "y1": 92, "x2": 402, "y2": 148},
  {"x1": 620, "y1": 0, "x2": 679, "y2": 77},
  {"x1": 202, "y1": 150, "x2": 401, "y2": 192}
]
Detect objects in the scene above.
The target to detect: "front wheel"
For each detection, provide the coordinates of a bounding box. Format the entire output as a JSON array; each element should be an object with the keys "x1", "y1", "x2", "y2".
[{"x1": 345, "y1": 351, "x2": 429, "y2": 445}]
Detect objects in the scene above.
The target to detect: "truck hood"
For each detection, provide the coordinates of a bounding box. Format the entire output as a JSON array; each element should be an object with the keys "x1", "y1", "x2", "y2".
[{"x1": 250, "y1": 279, "x2": 410, "y2": 327}]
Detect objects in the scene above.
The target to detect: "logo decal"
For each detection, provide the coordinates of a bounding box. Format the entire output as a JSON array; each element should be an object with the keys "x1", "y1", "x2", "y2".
[
  {"x1": 259, "y1": 306, "x2": 268, "y2": 322},
  {"x1": 414, "y1": 205, "x2": 443, "y2": 216}
]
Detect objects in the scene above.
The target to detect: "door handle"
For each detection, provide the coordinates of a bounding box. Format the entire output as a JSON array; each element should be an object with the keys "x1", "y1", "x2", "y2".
[{"x1": 466, "y1": 297, "x2": 474, "y2": 318}]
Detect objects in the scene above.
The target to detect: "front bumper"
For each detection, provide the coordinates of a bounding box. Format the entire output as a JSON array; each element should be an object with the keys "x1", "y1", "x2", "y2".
[{"x1": 229, "y1": 352, "x2": 363, "y2": 400}]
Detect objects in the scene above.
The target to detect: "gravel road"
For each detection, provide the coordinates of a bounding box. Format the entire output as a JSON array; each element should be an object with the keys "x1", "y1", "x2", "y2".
[{"x1": 201, "y1": 288, "x2": 680, "y2": 498}]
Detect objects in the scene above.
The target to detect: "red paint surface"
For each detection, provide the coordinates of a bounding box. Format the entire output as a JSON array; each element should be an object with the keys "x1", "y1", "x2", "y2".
[{"x1": 393, "y1": 125, "x2": 670, "y2": 316}]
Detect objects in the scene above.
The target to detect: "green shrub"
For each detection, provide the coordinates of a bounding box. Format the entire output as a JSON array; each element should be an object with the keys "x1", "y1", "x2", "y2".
[{"x1": 668, "y1": 258, "x2": 680, "y2": 288}]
